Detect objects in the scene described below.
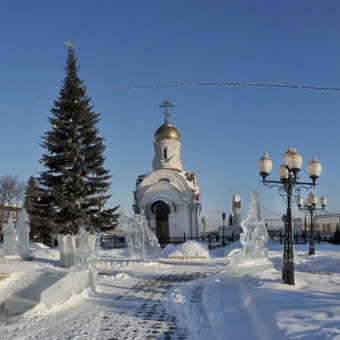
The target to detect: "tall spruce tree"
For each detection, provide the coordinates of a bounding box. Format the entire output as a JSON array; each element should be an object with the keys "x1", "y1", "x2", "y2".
[{"x1": 37, "y1": 44, "x2": 119, "y2": 235}]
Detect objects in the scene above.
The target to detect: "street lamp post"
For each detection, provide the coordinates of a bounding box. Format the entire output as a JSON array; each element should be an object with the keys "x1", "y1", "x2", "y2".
[
  {"x1": 258, "y1": 148, "x2": 322, "y2": 285},
  {"x1": 297, "y1": 193, "x2": 327, "y2": 255},
  {"x1": 222, "y1": 212, "x2": 226, "y2": 247},
  {"x1": 304, "y1": 207, "x2": 307, "y2": 244}
]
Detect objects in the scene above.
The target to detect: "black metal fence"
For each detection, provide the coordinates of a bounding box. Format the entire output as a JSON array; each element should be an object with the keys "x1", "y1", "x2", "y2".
[
  {"x1": 100, "y1": 234, "x2": 127, "y2": 249},
  {"x1": 138, "y1": 233, "x2": 226, "y2": 250},
  {"x1": 100, "y1": 233, "x2": 224, "y2": 250},
  {"x1": 270, "y1": 231, "x2": 323, "y2": 245}
]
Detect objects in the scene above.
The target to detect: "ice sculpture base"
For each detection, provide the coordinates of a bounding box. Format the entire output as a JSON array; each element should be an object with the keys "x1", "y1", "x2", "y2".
[
  {"x1": 41, "y1": 266, "x2": 97, "y2": 308},
  {"x1": 58, "y1": 232, "x2": 100, "y2": 268},
  {"x1": 3, "y1": 273, "x2": 66, "y2": 316},
  {"x1": 226, "y1": 256, "x2": 273, "y2": 278}
]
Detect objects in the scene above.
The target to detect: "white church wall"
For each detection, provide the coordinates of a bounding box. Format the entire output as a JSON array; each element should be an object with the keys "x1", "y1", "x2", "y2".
[
  {"x1": 140, "y1": 184, "x2": 187, "y2": 210},
  {"x1": 135, "y1": 181, "x2": 200, "y2": 240},
  {"x1": 171, "y1": 206, "x2": 189, "y2": 239},
  {"x1": 140, "y1": 169, "x2": 194, "y2": 194},
  {"x1": 140, "y1": 202, "x2": 190, "y2": 240},
  {"x1": 152, "y1": 140, "x2": 182, "y2": 171}
]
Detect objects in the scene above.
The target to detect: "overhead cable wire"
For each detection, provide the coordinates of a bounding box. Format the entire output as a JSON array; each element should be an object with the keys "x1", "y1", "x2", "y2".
[
  {"x1": 0, "y1": 97, "x2": 53, "y2": 116},
  {"x1": 88, "y1": 81, "x2": 340, "y2": 92},
  {"x1": 1, "y1": 80, "x2": 339, "y2": 117}
]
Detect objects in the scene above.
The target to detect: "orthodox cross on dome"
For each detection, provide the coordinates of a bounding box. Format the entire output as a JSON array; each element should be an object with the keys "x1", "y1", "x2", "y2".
[
  {"x1": 64, "y1": 41, "x2": 74, "y2": 48},
  {"x1": 159, "y1": 100, "x2": 173, "y2": 123}
]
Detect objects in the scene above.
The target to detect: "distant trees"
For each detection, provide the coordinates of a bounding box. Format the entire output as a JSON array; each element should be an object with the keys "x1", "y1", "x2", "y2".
[
  {"x1": 0, "y1": 175, "x2": 25, "y2": 238},
  {"x1": 24, "y1": 176, "x2": 48, "y2": 242}
]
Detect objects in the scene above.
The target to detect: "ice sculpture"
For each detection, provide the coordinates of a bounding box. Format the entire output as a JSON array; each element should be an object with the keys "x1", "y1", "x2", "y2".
[
  {"x1": 58, "y1": 234, "x2": 74, "y2": 268},
  {"x1": 77, "y1": 227, "x2": 101, "y2": 257},
  {"x1": 58, "y1": 227, "x2": 100, "y2": 268},
  {"x1": 119, "y1": 210, "x2": 162, "y2": 258},
  {"x1": 41, "y1": 268, "x2": 97, "y2": 308},
  {"x1": 3, "y1": 218, "x2": 17, "y2": 256},
  {"x1": 226, "y1": 190, "x2": 273, "y2": 278},
  {"x1": 74, "y1": 228, "x2": 99, "y2": 270},
  {"x1": 4, "y1": 272, "x2": 66, "y2": 316},
  {"x1": 16, "y1": 208, "x2": 31, "y2": 258},
  {"x1": 240, "y1": 191, "x2": 268, "y2": 258}
]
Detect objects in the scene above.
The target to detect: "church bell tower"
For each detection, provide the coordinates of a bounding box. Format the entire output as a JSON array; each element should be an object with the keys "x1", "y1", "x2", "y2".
[{"x1": 152, "y1": 100, "x2": 183, "y2": 171}]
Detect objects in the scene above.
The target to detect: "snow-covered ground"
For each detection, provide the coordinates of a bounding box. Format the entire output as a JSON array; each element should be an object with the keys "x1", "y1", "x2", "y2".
[{"x1": 1, "y1": 241, "x2": 340, "y2": 339}]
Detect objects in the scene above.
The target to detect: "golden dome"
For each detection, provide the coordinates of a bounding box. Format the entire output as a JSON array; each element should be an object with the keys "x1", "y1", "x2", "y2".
[{"x1": 154, "y1": 122, "x2": 180, "y2": 141}]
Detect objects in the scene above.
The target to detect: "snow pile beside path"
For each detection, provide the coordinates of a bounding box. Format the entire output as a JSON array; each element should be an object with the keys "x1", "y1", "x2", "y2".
[
  {"x1": 167, "y1": 280, "x2": 214, "y2": 339},
  {"x1": 30, "y1": 243, "x2": 50, "y2": 250},
  {"x1": 30, "y1": 243, "x2": 60, "y2": 263},
  {"x1": 167, "y1": 241, "x2": 210, "y2": 258},
  {"x1": 99, "y1": 247, "x2": 129, "y2": 259},
  {"x1": 161, "y1": 244, "x2": 176, "y2": 258}
]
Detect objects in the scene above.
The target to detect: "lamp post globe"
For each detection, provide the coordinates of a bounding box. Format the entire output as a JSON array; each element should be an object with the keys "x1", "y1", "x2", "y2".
[
  {"x1": 308, "y1": 157, "x2": 322, "y2": 185},
  {"x1": 310, "y1": 192, "x2": 318, "y2": 206},
  {"x1": 258, "y1": 153, "x2": 272, "y2": 182},
  {"x1": 286, "y1": 148, "x2": 303, "y2": 176},
  {"x1": 279, "y1": 164, "x2": 289, "y2": 181},
  {"x1": 320, "y1": 195, "x2": 327, "y2": 208},
  {"x1": 296, "y1": 196, "x2": 303, "y2": 209},
  {"x1": 283, "y1": 147, "x2": 294, "y2": 166}
]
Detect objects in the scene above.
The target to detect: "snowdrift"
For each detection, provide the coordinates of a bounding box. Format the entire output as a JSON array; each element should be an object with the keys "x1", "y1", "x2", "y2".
[{"x1": 166, "y1": 240, "x2": 210, "y2": 259}]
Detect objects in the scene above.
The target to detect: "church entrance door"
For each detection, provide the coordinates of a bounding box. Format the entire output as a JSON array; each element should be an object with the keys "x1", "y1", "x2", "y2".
[{"x1": 153, "y1": 201, "x2": 170, "y2": 245}]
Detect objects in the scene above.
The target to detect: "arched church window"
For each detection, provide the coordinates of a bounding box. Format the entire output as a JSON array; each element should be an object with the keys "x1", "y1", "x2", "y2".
[{"x1": 163, "y1": 148, "x2": 168, "y2": 159}]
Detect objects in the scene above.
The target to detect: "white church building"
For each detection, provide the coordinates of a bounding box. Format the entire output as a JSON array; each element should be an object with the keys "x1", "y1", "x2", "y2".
[{"x1": 133, "y1": 101, "x2": 201, "y2": 245}]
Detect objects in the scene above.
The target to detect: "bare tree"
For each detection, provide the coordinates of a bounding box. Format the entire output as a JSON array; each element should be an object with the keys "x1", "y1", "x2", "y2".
[
  {"x1": 0, "y1": 175, "x2": 26, "y2": 236},
  {"x1": 13, "y1": 182, "x2": 25, "y2": 220}
]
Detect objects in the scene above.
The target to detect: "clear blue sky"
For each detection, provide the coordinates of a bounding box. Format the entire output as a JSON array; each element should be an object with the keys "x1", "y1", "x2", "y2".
[{"x1": 1, "y1": 1, "x2": 340, "y2": 228}]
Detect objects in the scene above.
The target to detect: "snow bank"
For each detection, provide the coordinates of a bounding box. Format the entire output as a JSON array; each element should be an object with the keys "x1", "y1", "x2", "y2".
[
  {"x1": 30, "y1": 243, "x2": 51, "y2": 250},
  {"x1": 99, "y1": 247, "x2": 129, "y2": 259},
  {"x1": 167, "y1": 241, "x2": 210, "y2": 258},
  {"x1": 161, "y1": 244, "x2": 176, "y2": 258}
]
